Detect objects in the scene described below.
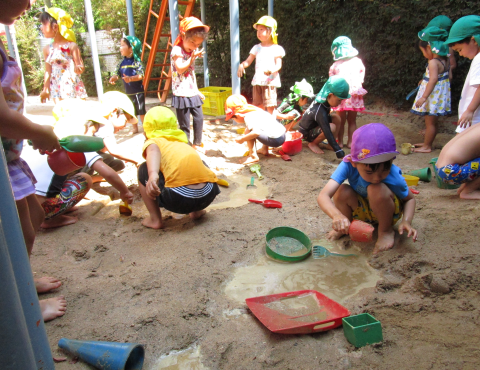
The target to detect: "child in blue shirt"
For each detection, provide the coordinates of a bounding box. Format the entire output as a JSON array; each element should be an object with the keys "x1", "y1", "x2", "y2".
[
  {"x1": 318, "y1": 123, "x2": 418, "y2": 254},
  {"x1": 109, "y1": 35, "x2": 145, "y2": 134}
]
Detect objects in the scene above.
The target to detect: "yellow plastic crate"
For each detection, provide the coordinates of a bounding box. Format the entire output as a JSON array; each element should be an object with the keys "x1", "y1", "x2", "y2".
[{"x1": 199, "y1": 86, "x2": 232, "y2": 117}]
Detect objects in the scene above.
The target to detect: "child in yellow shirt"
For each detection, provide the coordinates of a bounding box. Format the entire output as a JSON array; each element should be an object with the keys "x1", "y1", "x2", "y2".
[{"x1": 138, "y1": 107, "x2": 221, "y2": 229}]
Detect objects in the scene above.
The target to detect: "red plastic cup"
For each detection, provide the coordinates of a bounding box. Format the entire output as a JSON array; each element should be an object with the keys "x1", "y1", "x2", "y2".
[
  {"x1": 47, "y1": 149, "x2": 86, "y2": 176},
  {"x1": 281, "y1": 131, "x2": 303, "y2": 155},
  {"x1": 349, "y1": 220, "x2": 374, "y2": 242}
]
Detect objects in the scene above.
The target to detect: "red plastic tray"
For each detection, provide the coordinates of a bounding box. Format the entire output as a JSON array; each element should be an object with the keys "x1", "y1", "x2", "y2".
[{"x1": 246, "y1": 290, "x2": 350, "y2": 334}]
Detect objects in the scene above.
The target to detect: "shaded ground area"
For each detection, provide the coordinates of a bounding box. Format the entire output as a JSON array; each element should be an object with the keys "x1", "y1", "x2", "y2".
[{"x1": 28, "y1": 99, "x2": 480, "y2": 369}]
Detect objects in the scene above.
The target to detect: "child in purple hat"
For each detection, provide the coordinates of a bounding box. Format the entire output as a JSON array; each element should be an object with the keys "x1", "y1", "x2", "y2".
[{"x1": 317, "y1": 123, "x2": 418, "y2": 254}]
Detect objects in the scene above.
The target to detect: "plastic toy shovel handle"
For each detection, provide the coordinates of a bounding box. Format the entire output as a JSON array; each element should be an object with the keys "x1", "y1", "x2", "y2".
[
  {"x1": 406, "y1": 86, "x2": 419, "y2": 100},
  {"x1": 248, "y1": 199, "x2": 264, "y2": 204}
]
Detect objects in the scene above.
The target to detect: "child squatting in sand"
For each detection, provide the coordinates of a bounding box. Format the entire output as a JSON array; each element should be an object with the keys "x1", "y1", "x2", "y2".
[{"x1": 317, "y1": 123, "x2": 418, "y2": 254}]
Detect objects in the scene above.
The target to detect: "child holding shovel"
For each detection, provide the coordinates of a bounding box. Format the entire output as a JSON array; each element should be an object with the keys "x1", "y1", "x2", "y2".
[{"x1": 317, "y1": 123, "x2": 418, "y2": 254}]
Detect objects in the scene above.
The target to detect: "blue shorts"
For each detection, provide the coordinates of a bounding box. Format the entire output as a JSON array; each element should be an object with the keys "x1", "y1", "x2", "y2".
[
  {"x1": 257, "y1": 133, "x2": 286, "y2": 148},
  {"x1": 436, "y1": 157, "x2": 480, "y2": 185}
]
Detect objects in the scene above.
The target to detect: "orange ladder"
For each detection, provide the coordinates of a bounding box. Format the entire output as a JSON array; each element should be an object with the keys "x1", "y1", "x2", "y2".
[{"x1": 141, "y1": 0, "x2": 196, "y2": 102}]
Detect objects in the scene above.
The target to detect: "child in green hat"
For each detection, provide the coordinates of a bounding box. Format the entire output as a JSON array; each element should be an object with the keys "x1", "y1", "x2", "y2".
[
  {"x1": 109, "y1": 35, "x2": 145, "y2": 134},
  {"x1": 445, "y1": 15, "x2": 480, "y2": 134},
  {"x1": 297, "y1": 76, "x2": 348, "y2": 158},
  {"x1": 329, "y1": 36, "x2": 368, "y2": 148},
  {"x1": 274, "y1": 79, "x2": 314, "y2": 132},
  {"x1": 410, "y1": 26, "x2": 451, "y2": 153},
  {"x1": 427, "y1": 15, "x2": 456, "y2": 80}
]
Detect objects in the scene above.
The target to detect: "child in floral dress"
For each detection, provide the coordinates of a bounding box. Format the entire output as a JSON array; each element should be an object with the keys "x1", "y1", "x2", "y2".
[
  {"x1": 39, "y1": 8, "x2": 87, "y2": 104},
  {"x1": 329, "y1": 36, "x2": 367, "y2": 148}
]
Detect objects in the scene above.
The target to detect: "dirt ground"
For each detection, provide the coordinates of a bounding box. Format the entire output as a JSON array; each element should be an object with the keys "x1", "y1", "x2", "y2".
[{"x1": 29, "y1": 99, "x2": 480, "y2": 369}]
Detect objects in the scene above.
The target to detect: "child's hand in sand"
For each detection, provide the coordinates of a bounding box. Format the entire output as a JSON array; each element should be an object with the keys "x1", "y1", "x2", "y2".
[
  {"x1": 332, "y1": 214, "x2": 350, "y2": 235},
  {"x1": 398, "y1": 220, "x2": 418, "y2": 242},
  {"x1": 121, "y1": 189, "x2": 134, "y2": 204},
  {"x1": 146, "y1": 174, "x2": 161, "y2": 199}
]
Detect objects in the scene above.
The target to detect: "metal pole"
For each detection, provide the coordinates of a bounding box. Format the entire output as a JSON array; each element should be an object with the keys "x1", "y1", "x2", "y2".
[
  {"x1": 168, "y1": 0, "x2": 179, "y2": 45},
  {"x1": 4, "y1": 26, "x2": 14, "y2": 58},
  {"x1": 126, "y1": 0, "x2": 135, "y2": 37},
  {"x1": 0, "y1": 151, "x2": 54, "y2": 370},
  {"x1": 229, "y1": 0, "x2": 240, "y2": 94},
  {"x1": 268, "y1": 0, "x2": 274, "y2": 17},
  {"x1": 6, "y1": 27, "x2": 28, "y2": 107},
  {"x1": 200, "y1": 0, "x2": 209, "y2": 87},
  {"x1": 84, "y1": 0, "x2": 104, "y2": 98}
]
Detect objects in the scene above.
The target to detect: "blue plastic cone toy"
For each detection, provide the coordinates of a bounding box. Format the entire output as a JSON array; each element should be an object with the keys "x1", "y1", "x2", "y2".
[{"x1": 58, "y1": 338, "x2": 144, "y2": 370}]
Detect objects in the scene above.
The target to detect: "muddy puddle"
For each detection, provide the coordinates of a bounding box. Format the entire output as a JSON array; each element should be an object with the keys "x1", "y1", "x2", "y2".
[
  {"x1": 208, "y1": 174, "x2": 269, "y2": 211},
  {"x1": 152, "y1": 345, "x2": 206, "y2": 370},
  {"x1": 225, "y1": 240, "x2": 381, "y2": 304}
]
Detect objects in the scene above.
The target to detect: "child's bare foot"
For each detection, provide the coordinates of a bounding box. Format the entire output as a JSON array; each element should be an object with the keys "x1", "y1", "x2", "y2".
[
  {"x1": 458, "y1": 186, "x2": 480, "y2": 200},
  {"x1": 256, "y1": 147, "x2": 270, "y2": 156},
  {"x1": 327, "y1": 229, "x2": 345, "y2": 240},
  {"x1": 141, "y1": 216, "x2": 164, "y2": 229},
  {"x1": 338, "y1": 142, "x2": 344, "y2": 148},
  {"x1": 413, "y1": 146, "x2": 432, "y2": 153},
  {"x1": 41, "y1": 215, "x2": 78, "y2": 229},
  {"x1": 40, "y1": 296, "x2": 67, "y2": 322},
  {"x1": 457, "y1": 183, "x2": 467, "y2": 195},
  {"x1": 35, "y1": 277, "x2": 61, "y2": 293},
  {"x1": 240, "y1": 154, "x2": 259, "y2": 165},
  {"x1": 345, "y1": 142, "x2": 352, "y2": 149},
  {"x1": 372, "y1": 229, "x2": 395, "y2": 254},
  {"x1": 189, "y1": 209, "x2": 206, "y2": 220},
  {"x1": 308, "y1": 142, "x2": 325, "y2": 154}
]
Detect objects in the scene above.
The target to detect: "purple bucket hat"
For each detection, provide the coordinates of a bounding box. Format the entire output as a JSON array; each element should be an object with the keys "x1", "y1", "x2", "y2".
[{"x1": 350, "y1": 123, "x2": 399, "y2": 163}]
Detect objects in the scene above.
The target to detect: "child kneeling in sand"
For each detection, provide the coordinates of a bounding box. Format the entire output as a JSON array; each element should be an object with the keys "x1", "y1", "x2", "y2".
[
  {"x1": 138, "y1": 107, "x2": 221, "y2": 229},
  {"x1": 225, "y1": 94, "x2": 286, "y2": 165},
  {"x1": 317, "y1": 123, "x2": 418, "y2": 254},
  {"x1": 436, "y1": 123, "x2": 480, "y2": 199}
]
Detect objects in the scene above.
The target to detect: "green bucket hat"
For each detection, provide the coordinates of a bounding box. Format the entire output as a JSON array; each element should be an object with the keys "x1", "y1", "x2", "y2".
[
  {"x1": 418, "y1": 26, "x2": 449, "y2": 56},
  {"x1": 444, "y1": 15, "x2": 480, "y2": 46},
  {"x1": 427, "y1": 15, "x2": 453, "y2": 31},
  {"x1": 315, "y1": 76, "x2": 350, "y2": 104},
  {"x1": 331, "y1": 36, "x2": 358, "y2": 61},
  {"x1": 124, "y1": 35, "x2": 142, "y2": 62},
  {"x1": 291, "y1": 78, "x2": 314, "y2": 98}
]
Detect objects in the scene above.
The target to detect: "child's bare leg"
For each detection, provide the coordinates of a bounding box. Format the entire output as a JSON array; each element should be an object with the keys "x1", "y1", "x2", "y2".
[
  {"x1": 40, "y1": 296, "x2": 67, "y2": 322},
  {"x1": 189, "y1": 209, "x2": 206, "y2": 220},
  {"x1": 367, "y1": 183, "x2": 395, "y2": 254},
  {"x1": 266, "y1": 106, "x2": 275, "y2": 115},
  {"x1": 240, "y1": 139, "x2": 259, "y2": 165},
  {"x1": 458, "y1": 176, "x2": 480, "y2": 200},
  {"x1": 35, "y1": 276, "x2": 62, "y2": 293},
  {"x1": 328, "y1": 184, "x2": 358, "y2": 240},
  {"x1": 336, "y1": 111, "x2": 347, "y2": 147},
  {"x1": 414, "y1": 115, "x2": 437, "y2": 153},
  {"x1": 131, "y1": 122, "x2": 139, "y2": 134},
  {"x1": 139, "y1": 183, "x2": 164, "y2": 229},
  {"x1": 308, "y1": 134, "x2": 326, "y2": 154},
  {"x1": 346, "y1": 111, "x2": 358, "y2": 148},
  {"x1": 16, "y1": 198, "x2": 40, "y2": 257}
]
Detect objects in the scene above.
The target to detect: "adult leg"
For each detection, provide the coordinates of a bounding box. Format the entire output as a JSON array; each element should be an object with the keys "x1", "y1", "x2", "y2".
[
  {"x1": 328, "y1": 184, "x2": 359, "y2": 240},
  {"x1": 414, "y1": 115, "x2": 437, "y2": 153},
  {"x1": 346, "y1": 111, "x2": 358, "y2": 148},
  {"x1": 336, "y1": 111, "x2": 347, "y2": 147},
  {"x1": 367, "y1": 183, "x2": 396, "y2": 254}
]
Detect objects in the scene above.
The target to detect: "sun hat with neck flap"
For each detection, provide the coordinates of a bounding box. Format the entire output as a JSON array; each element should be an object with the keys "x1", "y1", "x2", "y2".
[
  {"x1": 143, "y1": 107, "x2": 188, "y2": 143},
  {"x1": 224, "y1": 94, "x2": 263, "y2": 121},
  {"x1": 349, "y1": 123, "x2": 399, "y2": 164},
  {"x1": 46, "y1": 7, "x2": 76, "y2": 42},
  {"x1": 253, "y1": 16, "x2": 278, "y2": 44},
  {"x1": 331, "y1": 36, "x2": 358, "y2": 61},
  {"x1": 315, "y1": 76, "x2": 350, "y2": 104},
  {"x1": 123, "y1": 35, "x2": 142, "y2": 62},
  {"x1": 418, "y1": 26, "x2": 449, "y2": 56},
  {"x1": 173, "y1": 17, "x2": 210, "y2": 48},
  {"x1": 427, "y1": 15, "x2": 453, "y2": 31},
  {"x1": 444, "y1": 15, "x2": 480, "y2": 46}
]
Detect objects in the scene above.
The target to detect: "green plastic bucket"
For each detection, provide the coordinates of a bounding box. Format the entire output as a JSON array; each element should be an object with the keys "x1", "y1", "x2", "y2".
[
  {"x1": 429, "y1": 158, "x2": 460, "y2": 189},
  {"x1": 266, "y1": 227, "x2": 311, "y2": 262}
]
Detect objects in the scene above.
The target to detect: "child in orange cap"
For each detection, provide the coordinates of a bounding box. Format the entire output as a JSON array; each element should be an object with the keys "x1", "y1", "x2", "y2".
[
  {"x1": 171, "y1": 17, "x2": 209, "y2": 153},
  {"x1": 237, "y1": 16, "x2": 285, "y2": 114},
  {"x1": 225, "y1": 94, "x2": 286, "y2": 164}
]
